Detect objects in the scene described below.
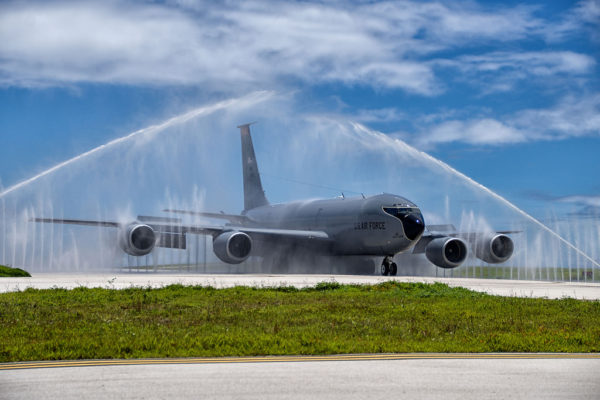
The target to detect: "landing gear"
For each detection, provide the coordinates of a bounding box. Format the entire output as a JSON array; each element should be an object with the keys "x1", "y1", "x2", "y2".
[
  {"x1": 380, "y1": 262, "x2": 390, "y2": 276},
  {"x1": 380, "y1": 257, "x2": 397, "y2": 276},
  {"x1": 390, "y1": 262, "x2": 397, "y2": 276}
]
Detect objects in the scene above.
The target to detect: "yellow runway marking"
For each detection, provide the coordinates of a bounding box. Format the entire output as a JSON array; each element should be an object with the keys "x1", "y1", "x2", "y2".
[{"x1": 1, "y1": 353, "x2": 599, "y2": 371}]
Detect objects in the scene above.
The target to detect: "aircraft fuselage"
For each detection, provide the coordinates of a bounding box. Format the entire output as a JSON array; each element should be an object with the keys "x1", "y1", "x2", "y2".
[{"x1": 244, "y1": 193, "x2": 424, "y2": 256}]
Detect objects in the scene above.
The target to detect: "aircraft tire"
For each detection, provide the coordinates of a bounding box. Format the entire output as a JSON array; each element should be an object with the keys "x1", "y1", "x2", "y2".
[
  {"x1": 390, "y1": 262, "x2": 398, "y2": 276},
  {"x1": 380, "y1": 262, "x2": 390, "y2": 276}
]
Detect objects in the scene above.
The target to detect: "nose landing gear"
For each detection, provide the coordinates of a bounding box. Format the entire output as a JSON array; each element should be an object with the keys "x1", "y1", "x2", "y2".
[{"x1": 380, "y1": 256, "x2": 397, "y2": 276}]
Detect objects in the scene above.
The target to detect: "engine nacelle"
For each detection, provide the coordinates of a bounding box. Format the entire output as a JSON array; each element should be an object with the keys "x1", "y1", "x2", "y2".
[
  {"x1": 119, "y1": 223, "x2": 156, "y2": 256},
  {"x1": 425, "y1": 237, "x2": 468, "y2": 269},
  {"x1": 473, "y1": 234, "x2": 514, "y2": 264},
  {"x1": 213, "y1": 231, "x2": 252, "y2": 264}
]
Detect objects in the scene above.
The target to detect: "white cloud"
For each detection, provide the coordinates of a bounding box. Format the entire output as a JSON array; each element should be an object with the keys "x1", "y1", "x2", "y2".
[
  {"x1": 539, "y1": 0, "x2": 600, "y2": 42},
  {"x1": 514, "y1": 94, "x2": 600, "y2": 139},
  {"x1": 415, "y1": 118, "x2": 526, "y2": 147},
  {"x1": 440, "y1": 51, "x2": 595, "y2": 76},
  {"x1": 433, "y1": 51, "x2": 596, "y2": 94},
  {"x1": 406, "y1": 94, "x2": 600, "y2": 147},
  {"x1": 352, "y1": 107, "x2": 407, "y2": 123},
  {"x1": 558, "y1": 195, "x2": 600, "y2": 207},
  {"x1": 0, "y1": 0, "x2": 591, "y2": 93}
]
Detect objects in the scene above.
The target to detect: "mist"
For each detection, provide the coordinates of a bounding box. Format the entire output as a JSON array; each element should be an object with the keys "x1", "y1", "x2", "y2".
[{"x1": 0, "y1": 92, "x2": 598, "y2": 281}]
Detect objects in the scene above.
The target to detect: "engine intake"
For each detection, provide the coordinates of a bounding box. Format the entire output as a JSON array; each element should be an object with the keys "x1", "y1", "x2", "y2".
[
  {"x1": 213, "y1": 231, "x2": 252, "y2": 264},
  {"x1": 473, "y1": 234, "x2": 514, "y2": 264},
  {"x1": 425, "y1": 237, "x2": 468, "y2": 269},
  {"x1": 119, "y1": 223, "x2": 156, "y2": 256}
]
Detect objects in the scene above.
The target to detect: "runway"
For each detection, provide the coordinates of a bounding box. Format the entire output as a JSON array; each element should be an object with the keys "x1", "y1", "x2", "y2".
[
  {"x1": 1, "y1": 354, "x2": 598, "y2": 400},
  {"x1": 1, "y1": 273, "x2": 600, "y2": 299}
]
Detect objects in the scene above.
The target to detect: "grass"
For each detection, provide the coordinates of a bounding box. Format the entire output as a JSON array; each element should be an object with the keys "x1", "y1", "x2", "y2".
[
  {"x1": 1, "y1": 281, "x2": 599, "y2": 362},
  {"x1": 0, "y1": 264, "x2": 31, "y2": 277}
]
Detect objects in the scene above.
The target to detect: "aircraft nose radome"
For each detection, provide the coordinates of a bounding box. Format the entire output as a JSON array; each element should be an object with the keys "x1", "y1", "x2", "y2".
[{"x1": 402, "y1": 213, "x2": 425, "y2": 241}]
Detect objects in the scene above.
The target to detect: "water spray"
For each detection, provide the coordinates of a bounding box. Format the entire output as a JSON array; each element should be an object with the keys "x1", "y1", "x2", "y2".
[
  {"x1": 352, "y1": 122, "x2": 600, "y2": 269},
  {"x1": 0, "y1": 91, "x2": 273, "y2": 199}
]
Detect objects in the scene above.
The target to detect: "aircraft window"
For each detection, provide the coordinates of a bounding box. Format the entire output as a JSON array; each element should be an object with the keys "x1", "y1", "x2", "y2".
[{"x1": 383, "y1": 207, "x2": 412, "y2": 219}]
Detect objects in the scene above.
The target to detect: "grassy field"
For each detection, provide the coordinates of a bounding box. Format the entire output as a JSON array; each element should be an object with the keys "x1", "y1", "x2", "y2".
[
  {"x1": 0, "y1": 264, "x2": 31, "y2": 277},
  {"x1": 1, "y1": 281, "x2": 599, "y2": 362}
]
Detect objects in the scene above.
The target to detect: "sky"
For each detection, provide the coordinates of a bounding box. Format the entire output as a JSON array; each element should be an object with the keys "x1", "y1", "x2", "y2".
[{"x1": 0, "y1": 0, "x2": 599, "y2": 221}]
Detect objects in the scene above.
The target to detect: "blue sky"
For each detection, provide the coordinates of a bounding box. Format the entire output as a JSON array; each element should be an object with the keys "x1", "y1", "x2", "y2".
[{"x1": 0, "y1": 0, "x2": 599, "y2": 220}]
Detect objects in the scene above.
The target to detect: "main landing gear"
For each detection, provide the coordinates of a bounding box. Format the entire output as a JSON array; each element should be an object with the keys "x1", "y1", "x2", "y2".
[{"x1": 380, "y1": 256, "x2": 397, "y2": 276}]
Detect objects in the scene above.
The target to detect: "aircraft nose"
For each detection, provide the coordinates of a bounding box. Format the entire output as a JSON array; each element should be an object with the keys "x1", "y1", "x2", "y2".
[{"x1": 402, "y1": 212, "x2": 425, "y2": 241}]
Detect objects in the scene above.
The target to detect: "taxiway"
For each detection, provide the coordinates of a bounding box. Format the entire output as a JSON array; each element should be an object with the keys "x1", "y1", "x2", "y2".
[{"x1": 1, "y1": 354, "x2": 598, "y2": 400}]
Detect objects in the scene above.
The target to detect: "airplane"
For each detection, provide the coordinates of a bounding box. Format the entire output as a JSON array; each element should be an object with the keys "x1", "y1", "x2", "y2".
[{"x1": 34, "y1": 123, "x2": 515, "y2": 276}]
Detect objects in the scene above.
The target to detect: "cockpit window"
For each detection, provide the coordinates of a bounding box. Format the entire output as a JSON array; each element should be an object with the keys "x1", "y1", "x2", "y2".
[
  {"x1": 383, "y1": 207, "x2": 425, "y2": 240},
  {"x1": 383, "y1": 207, "x2": 413, "y2": 219}
]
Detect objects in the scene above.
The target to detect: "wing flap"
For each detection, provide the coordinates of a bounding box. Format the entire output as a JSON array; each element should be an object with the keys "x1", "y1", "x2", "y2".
[
  {"x1": 32, "y1": 218, "x2": 120, "y2": 228},
  {"x1": 163, "y1": 209, "x2": 250, "y2": 224},
  {"x1": 150, "y1": 222, "x2": 329, "y2": 241}
]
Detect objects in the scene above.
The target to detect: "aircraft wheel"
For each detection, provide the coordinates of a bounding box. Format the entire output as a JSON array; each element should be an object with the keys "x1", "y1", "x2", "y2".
[
  {"x1": 390, "y1": 262, "x2": 398, "y2": 276},
  {"x1": 380, "y1": 262, "x2": 390, "y2": 276}
]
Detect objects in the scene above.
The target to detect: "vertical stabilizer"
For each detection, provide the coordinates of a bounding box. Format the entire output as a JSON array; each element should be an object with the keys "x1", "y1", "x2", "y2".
[{"x1": 238, "y1": 123, "x2": 269, "y2": 211}]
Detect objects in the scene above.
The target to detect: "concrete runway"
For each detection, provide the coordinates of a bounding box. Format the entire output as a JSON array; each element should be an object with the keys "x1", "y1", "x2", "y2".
[
  {"x1": 1, "y1": 354, "x2": 599, "y2": 400},
  {"x1": 1, "y1": 273, "x2": 600, "y2": 299}
]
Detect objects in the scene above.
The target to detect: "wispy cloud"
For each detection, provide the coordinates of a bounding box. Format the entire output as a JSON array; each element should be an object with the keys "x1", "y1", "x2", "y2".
[
  {"x1": 0, "y1": 0, "x2": 593, "y2": 93},
  {"x1": 539, "y1": 0, "x2": 600, "y2": 42},
  {"x1": 523, "y1": 190, "x2": 600, "y2": 217},
  {"x1": 404, "y1": 94, "x2": 600, "y2": 147},
  {"x1": 558, "y1": 195, "x2": 600, "y2": 207},
  {"x1": 434, "y1": 51, "x2": 595, "y2": 93}
]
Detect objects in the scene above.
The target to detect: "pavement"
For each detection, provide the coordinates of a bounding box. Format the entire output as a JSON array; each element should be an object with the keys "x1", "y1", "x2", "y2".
[
  {"x1": 1, "y1": 354, "x2": 599, "y2": 400},
  {"x1": 1, "y1": 273, "x2": 600, "y2": 299}
]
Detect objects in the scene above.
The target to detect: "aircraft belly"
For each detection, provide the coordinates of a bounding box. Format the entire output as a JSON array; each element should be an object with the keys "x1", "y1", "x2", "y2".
[{"x1": 331, "y1": 229, "x2": 406, "y2": 256}]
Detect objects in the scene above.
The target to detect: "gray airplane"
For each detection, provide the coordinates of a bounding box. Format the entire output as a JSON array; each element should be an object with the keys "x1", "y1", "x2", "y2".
[{"x1": 35, "y1": 123, "x2": 515, "y2": 275}]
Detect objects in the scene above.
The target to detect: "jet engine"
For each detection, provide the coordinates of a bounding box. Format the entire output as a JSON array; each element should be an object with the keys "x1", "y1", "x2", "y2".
[
  {"x1": 425, "y1": 237, "x2": 468, "y2": 269},
  {"x1": 119, "y1": 223, "x2": 156, "y2": 256},
  {"x1": 473, "y1": 234, "x2": 514, "y2": 264},
  {"x1": 213, "y1": 231, "x2": 252, "y2": 264}
]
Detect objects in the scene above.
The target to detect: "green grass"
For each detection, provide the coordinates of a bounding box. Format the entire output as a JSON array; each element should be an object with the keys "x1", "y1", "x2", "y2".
[
  {"x1": 0, "y1": 264, "x2": 31, "y2": 277},
  {"x1": 1, "y1": 282, "x2": 599, "y2": 362}
]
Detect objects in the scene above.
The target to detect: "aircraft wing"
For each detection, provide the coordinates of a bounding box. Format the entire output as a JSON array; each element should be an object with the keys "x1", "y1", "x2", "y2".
[
  {"x1": 424, "y1": 224, "x2": 519, "y2": 237},
  {"x1": 162, "y1": 209, "x2": 250, "y2": 224},
  {"x1": 33, "y1": 218, "x2": 330, "y2": 242},
  {"x1": 32, "y1": 218, "x2": 120, "y2": 227},
  {"x1": 412, "y1": 227, "x2": 520, "y2": 254},
  {"x1": 150, "y1": 222, "x2": 330, "y2": 242}
]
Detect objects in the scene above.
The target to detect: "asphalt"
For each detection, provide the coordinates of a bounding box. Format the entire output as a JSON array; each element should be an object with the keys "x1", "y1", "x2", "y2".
[
  {"x1": 1, "y1": 354, "x2": 598, "y2": 400},
  {"x1": 1, "y1": 273, "x2": 600, "y2": 299}
]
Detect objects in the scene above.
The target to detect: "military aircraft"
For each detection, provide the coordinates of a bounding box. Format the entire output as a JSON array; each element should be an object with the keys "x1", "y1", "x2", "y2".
[{"x1": 35, "y1": 123, "x2": 515, "y2": 275}]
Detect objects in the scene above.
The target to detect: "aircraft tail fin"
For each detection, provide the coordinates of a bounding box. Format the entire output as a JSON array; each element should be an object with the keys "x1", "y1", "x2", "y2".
[{"x1": 238, "y1": 123, "x2": 269, "y2": 211}]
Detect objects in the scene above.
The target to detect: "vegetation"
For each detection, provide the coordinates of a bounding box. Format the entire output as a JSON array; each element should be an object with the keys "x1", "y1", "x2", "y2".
[
  {"x1": 1, "y1": 281, "x2": 599, "y2": 362},
  {"x1": 0, "y1": 264, "x2": 31, "y2": 277}
]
